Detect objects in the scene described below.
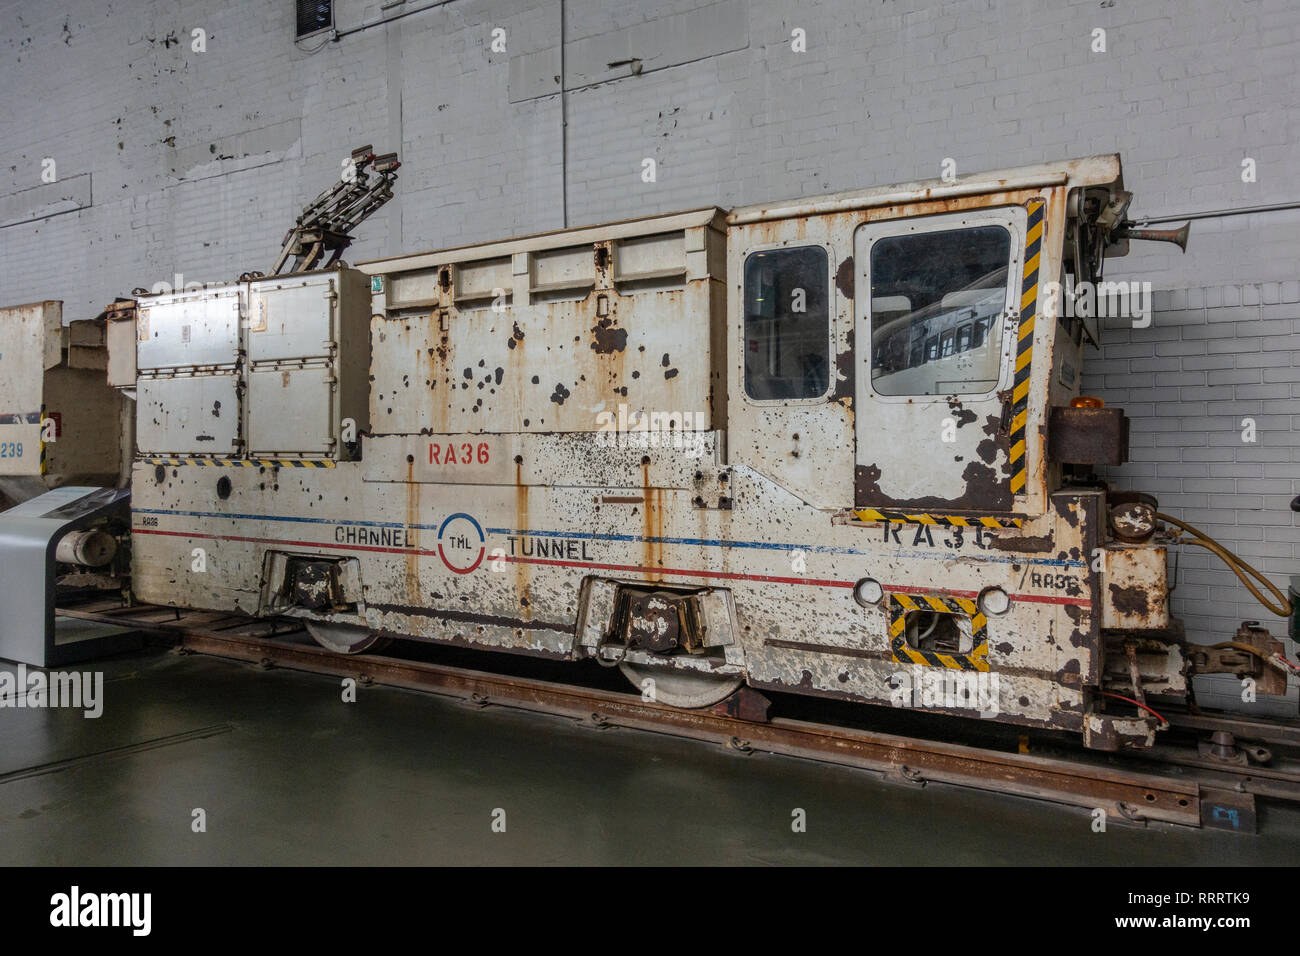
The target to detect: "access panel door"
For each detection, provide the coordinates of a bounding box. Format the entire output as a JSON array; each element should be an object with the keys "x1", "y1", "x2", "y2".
[{"x1": 853, "y1": 204, "x2": 1031, "y2": 514}]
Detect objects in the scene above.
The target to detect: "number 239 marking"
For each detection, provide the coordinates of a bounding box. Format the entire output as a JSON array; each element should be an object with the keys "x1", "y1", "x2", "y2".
[{"x1": 0, "y1": 441, "x2": 24, "y2": 458}]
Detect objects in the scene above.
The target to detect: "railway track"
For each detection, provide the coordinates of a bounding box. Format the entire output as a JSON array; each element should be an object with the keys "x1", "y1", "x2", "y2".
[{"x1": 57, "y1": 596, "x2": 1300, "y2": 834}]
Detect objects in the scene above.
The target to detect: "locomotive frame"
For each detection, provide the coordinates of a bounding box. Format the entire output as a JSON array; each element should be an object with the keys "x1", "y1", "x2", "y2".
[{"x1": 125, "y1": 154, "x2": 1207, "y2": 749}]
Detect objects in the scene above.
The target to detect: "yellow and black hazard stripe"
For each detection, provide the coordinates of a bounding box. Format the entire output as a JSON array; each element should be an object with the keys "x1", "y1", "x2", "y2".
[
  {"x1": 888, "y1": 592, "x2": 989, "y2": 672},
  {"x1": 38, "y1": 403, "x2": 47, "y2": 476},
  {"x1": 854, "y1": 508, "x2": 1022, "y2": 529},
  {"x1": 141, "y1": 457, "x2": 336, "y2": 469},
  {"x1": 1009, "y1": 199, "x2": 1044, "y2": 497}
]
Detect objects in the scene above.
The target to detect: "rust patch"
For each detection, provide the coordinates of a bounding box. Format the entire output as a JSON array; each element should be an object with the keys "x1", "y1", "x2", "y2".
[
  {"x1": 835, "y1": 255, "x2": 854, "y2": 298},
  {"x1": 855, "y1": 463, "x2": 883, "y2": 502},
  {"x1": 858, "y1": 460, "x2": 1011, "y2": 511},
  {"x1": 989, "y1": 534, "x2": 1053, "y2": 553},
  {"x1": 1108, "y1": 583, "x2": 1150, "y2": 617},
  {"x1": 590, "y1": 318, "x2": 627, "y2": 354},
  {"x1": 832, "y1": 326, "x2": 854, "y2": 406},
  {"x1": 946, "y1": 397, "x2": 977, "y2": 427},
  {"x1": 642, "y1": 461, "x2": 663, "y2": 577},
  {"x1": 834, "y1": 351, "x2": 854, "y2": 402}
]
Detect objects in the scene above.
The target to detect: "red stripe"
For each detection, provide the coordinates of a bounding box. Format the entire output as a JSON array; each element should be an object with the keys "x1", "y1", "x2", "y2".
[
  {"x1": 887, "y1": 582, "x2": 1087, "y2": 608},
  {"x1": 131, "y1": 527, "x2": 1091, "y2": 607},
  {"x1": 500, "y1": 554, "x2": 850, "y2": 588}
]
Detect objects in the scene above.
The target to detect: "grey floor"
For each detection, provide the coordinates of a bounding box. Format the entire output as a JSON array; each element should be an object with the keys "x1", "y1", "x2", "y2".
[{"x1": 2, "y1": 623, "x2": 1299, "y2": 865}]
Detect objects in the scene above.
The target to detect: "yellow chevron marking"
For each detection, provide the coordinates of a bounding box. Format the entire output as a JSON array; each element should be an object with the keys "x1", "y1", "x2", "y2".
[
  {"x1": 1026, "y1": 219, "x2": 1043, "y2": 245},
  {"x1": 898, "y1": 645, "x2": 927, "y2": 666},
  {"x1": 1017, "y1": 312, "x2": 1036, "y2": 343},
  {"x1": 1021, "y1": 284, "x2": 1038, "y2": 312},
  {"x1": 854, "y1": 510, "x2": 1024, "y2": 528},
  {"x1": 142, "y1": 457, "x2": 336, "y2": 468},
  {"x1": 1010, "y1": 408, "x2": 1027, "y2": 434},
  {"x1": 1010, "y1": 470, "x2": 1027, "y2": 494},
  {"x1": 888, "y1": 592, "x2": 993, "y2": 670}
]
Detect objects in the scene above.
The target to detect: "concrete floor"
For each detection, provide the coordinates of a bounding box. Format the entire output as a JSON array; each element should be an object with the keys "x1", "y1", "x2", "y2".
[{"x1": 3, "y1": 626, "x2": 1300, "y2": 865}]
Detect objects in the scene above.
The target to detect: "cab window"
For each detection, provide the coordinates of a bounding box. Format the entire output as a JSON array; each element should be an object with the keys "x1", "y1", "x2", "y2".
[
  {"x1": 868, "y1": 224, "x2": 1013, "y2": 396},
  {"x1": 743, "y1": 246, "x2": 830, "y2": 400}
]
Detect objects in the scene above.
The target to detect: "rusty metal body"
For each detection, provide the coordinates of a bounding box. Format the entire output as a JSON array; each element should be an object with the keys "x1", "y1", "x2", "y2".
[{"x1": 126, "y1": 155, "x2": 1202, "y2": 748}]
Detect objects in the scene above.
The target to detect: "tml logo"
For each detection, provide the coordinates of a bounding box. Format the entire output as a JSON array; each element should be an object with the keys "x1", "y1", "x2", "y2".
[{"x1": 49, "y1": 886, "x2": 151, "y2": 936}]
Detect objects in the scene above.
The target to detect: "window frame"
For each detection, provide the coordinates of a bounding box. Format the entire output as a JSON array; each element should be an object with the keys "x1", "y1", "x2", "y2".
[
  {"x1": 740, "y1": 240, "x2": 837, "y2": 406},
  {"x1": 295, "y1": 0, "x2": 335, "y2": 40},
  {"x1": 857, "y1": 205, "x2": 1027, "y2": 404},
  {"x1": 939, "y1": 329, "x2": 955, "y2": 358}
]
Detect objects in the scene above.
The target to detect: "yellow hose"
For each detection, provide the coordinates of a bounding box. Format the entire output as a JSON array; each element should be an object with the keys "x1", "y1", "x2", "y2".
[{"x1": 1157, "y1": 512, "x2": 1293, "y2": 617}]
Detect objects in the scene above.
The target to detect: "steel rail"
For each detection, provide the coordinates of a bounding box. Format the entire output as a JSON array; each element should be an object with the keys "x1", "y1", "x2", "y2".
[{"x1": 58, "y1": 598, "x2": 1300, "y2": 831}]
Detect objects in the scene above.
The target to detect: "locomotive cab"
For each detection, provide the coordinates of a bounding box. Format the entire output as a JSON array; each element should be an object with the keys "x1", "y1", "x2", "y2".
[{"x1": 724, "y1": 154, "x2": 1182, "y2": 749}]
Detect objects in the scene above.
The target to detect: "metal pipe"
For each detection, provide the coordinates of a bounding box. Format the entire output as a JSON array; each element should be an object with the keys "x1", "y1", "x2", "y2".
[
  {"x1": 560, "y1": 0, "x2": 568, "y2": 229},
  {"x1": 332, "y1": 0, "x2": 460, "y2": 41},
  {"x1": 55, "y1": 529, "x2": 117, "y2": 567},
  {"x1": 1132, "y1": 200, "x2": 1300, "y2": 225}
]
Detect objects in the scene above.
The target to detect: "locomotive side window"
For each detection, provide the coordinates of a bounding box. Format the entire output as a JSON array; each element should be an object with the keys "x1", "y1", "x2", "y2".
[
  {"x1": 743, "y1": 246, "x2": 831, "y2": 401},
  {"x1": 868, "y1": 225, "x2": 1013, "y2": 396}
]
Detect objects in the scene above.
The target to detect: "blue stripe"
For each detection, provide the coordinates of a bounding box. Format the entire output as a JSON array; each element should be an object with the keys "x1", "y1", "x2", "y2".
[
  {"x1": 134, "y1": 507, "x2": 436, "y2": 530},
  {"x1": 133, "y1": 506, "x2": 1085, "y2": 569}
]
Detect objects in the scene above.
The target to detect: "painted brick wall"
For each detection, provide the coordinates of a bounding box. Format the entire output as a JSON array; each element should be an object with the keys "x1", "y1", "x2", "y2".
[{"x1": 1, "y1": 0, "x2": 1297, "y2": 710}]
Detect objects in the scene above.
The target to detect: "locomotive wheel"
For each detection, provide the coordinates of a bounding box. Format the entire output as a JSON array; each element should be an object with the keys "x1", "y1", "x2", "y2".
[
  {"x1": 305, "y1": 621, "x2": 390, "y2": 655},
  {"x1": 618, "y1": 662, "x2": 743, "y2": 709}
]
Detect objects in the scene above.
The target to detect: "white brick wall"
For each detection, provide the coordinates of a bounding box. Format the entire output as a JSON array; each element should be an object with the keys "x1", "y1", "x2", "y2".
[
  {"x1": 1085, "y1": 283, "x2": 1300, "y2": 714},
  {"x1": 2, "y1": 0, "x2": 1297, "y2": 711}
]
